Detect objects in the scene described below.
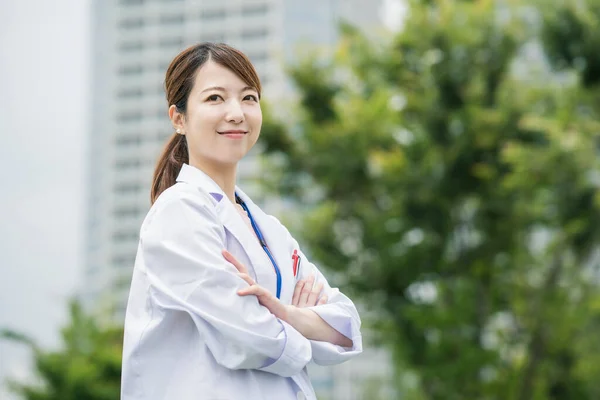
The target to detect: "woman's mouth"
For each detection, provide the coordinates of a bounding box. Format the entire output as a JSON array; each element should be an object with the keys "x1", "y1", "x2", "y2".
[{"x1": 218, "y1": 130, "x2": 247, "y2": 139}]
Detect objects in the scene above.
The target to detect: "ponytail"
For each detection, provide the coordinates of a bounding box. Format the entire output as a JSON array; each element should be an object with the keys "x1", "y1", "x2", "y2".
[{"x1": 151, "y1": 133, "x2": 188, "y2": 204}]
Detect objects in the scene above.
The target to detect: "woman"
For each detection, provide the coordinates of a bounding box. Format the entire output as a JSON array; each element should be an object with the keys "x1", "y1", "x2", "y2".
[{"x1": 121, "y1": 43, "x2": 362, "y2": 400}]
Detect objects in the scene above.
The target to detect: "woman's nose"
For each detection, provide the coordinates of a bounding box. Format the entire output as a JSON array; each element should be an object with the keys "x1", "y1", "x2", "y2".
[{"x1": 225, "y1": 100, "x2": 244, "y2": 123}]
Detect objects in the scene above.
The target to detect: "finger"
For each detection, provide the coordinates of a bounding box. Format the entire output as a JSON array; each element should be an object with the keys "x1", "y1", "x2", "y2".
[
  {"x1": 222, "y1": 249, "x2": 248, "y2": 274},
  {"x1": 237, "y1": 285, "x2": 264, "y2": 296},
  {"x1": 297, "y1": 274, "x2": 315, "y2": 307},
  {"x1": 291, "y1": 279, "x2": 306, "y2": 306},
  {"x1": 306, "y1": 281, "x2": 324, "y2": 306},
  {"x1": 238, "y1": 285, "x2": 276, "y2": 306},
  {"x1": 317, "y1": 294, "x2": 328, "y2": 305},
  {"x1": 238, "y1": 286, "x2": 285, "y2": 319},
  {"x1": 237, "y1": 273, "x2": 255, "y2": 286}
]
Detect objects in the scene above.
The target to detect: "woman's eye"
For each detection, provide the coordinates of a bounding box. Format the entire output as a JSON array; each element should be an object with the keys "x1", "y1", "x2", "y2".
[
  {"x1": 207, "y1": 94, "x2": 222, "y2": 101},
  {"x1": 244, "y1": 94, "x2": 258, "y2": 102}
]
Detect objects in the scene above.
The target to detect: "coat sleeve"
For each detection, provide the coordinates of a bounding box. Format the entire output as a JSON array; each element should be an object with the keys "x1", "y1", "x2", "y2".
[
  {"x1": 140, "y1": 191, "x2": 312, "y2": 377},
  {"x1": 270, "y1": 217, "x2": 363, "y2": 366}
]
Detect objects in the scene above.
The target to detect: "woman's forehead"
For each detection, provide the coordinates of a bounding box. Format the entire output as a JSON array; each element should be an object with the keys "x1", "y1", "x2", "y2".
[{"x1": 193, "y1": 61, "x2": 257, "y2": 93}]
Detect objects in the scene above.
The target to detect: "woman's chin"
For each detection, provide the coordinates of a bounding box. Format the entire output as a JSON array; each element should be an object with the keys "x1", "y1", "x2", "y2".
[
  {"x1": 192, "y1": 148, "x2": 253, "y2": 169},
  {"x1": 216, "y1": 153, "x2": 249, "y2": 167}
]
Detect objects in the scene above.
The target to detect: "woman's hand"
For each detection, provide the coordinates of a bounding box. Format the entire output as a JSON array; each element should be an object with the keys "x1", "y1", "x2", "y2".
[
  {"x1": 222, "y1": 250, "x2": 351, "y2": 346},
  {"x1": 222, "y1": 250, "x2": 289, "y2": 321},
  {"x1": 292, "y1": 274, "x2": 328, "y2": 308}
]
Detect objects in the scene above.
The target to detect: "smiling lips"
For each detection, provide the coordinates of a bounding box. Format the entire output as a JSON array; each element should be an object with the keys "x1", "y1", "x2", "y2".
[{"x1": 218, "y1": 130, "x2": 247, "y2": 139}]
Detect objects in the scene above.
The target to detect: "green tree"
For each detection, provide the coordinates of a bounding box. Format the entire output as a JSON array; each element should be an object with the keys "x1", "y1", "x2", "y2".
[
  {"x1": 1, "y1": 301, "x2": 122, "y2": 400},
  {"x1": 261, "y1": 0, "x2": 600, "y2": 398}
]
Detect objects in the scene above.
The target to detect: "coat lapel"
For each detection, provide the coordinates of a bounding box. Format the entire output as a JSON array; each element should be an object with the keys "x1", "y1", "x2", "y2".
[
  {"x1": 235, "y1": 189, "x2": 295, "y2": 303},
  {"x1": 175, "y1": 164, "x2": 278, "y2": 296},
  {"x1": 214, "y1": 198, "x2": 278, "y2": 296}
]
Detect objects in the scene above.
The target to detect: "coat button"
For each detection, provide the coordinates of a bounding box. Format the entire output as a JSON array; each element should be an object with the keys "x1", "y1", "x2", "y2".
[{"x1": 296, "y1": 392, "x2": 306, "y2": 400}]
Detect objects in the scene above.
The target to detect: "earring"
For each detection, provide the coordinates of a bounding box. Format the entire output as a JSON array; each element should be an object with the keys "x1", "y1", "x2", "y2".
[{"x1": 176, "y1": 128, "x2": 182, "y2": 135}]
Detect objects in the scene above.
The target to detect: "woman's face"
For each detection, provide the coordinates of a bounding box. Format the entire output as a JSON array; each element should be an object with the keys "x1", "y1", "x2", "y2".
[{"x1": 173, "y1": 60, "x2": 262, "y2": 169}]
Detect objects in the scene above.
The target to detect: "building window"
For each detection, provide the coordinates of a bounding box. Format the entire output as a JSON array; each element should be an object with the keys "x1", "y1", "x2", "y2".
[
  {"x1": 118, "y1": 64, "x2": 143, "y2": 76},
  {"x1": 111, "y1": 254, "x2": 136, "y2": 268},
  {"x1": 113, "y1": 206, "x2": 140, "y2": 219},
  {"x1": 116, "y1": 134, "x2": 142, "y2": 146},
  {"x1": 120, "y1": 41, "x2": 144, "y2": 52},
  {"x1": 114, "y1": 182, "x2": 142, "y2": 194},
  {"x1": 112, "y1": 230, "x2": 139, "y2": 242},
  {"x1": 201, "y1": 9, "x2": 226, "y2": 20},
  {"x1": 120, "y1": 0, "x2": 144, "y2": 4},
  {"x1": 241, "y1": 3, "x2": 268, "y2": 17},
  {"x1": 117, "y1": 87, "x2": 144, "y2": 98},
  {"x1": 157, "y1": 61, "x2": 170, "y2": 72},
  {"x1": 156, "y1": 130, "x2": 171, "y2": 141},
  {"x1": 159, "y1": 37, "x2": 184, "y2": 48},
  {"x1": 115, "y1": 158, "x2": 142, "y2": 169},
  {"x1": 117, "y1": 111, "x2": 143, "y2": 123},
  {"x1": 248, "y1": 52, "x2": 269, "y2": 63},
  {"x1": 160, "y1": 14, "x2": 184, "y2": 25},
  {"x1": 119, "y1": 17, "x2": 145, "y2": 29},
  {"x1": 156, "y1": 109, "x2": 170, "y2": 119},
  {"x1": 242, "y1": 28, "x2": 268, "y2": 40},
  {"x1": 203, "y1": 33, "x2": 225, "y2": 43}
]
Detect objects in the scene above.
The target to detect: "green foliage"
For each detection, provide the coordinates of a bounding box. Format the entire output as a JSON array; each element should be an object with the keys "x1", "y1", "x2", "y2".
[
  {"x1": 540, "y1": 0, "x2": 600, "y2": 86},
  {"x1": 262, "y1": 0, "x2": 600, "y2": 398},
  {"x1": 1, "y1": 301, "x2": 122, "y2": 400}
]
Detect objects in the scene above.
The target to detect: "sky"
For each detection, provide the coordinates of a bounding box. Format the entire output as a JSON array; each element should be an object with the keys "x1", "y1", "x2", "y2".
[
  {"x1": 0, "y1": 0, "x2": 90, "y2": 396},
  {"x1": 0, "y1": 0, "x2": 403, "y2": 397}
]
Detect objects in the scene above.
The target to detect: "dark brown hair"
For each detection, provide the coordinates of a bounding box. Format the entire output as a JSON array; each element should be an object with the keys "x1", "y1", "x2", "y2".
[{"x1": 150, "y1": 42, "x2": 262, "y2": 204}]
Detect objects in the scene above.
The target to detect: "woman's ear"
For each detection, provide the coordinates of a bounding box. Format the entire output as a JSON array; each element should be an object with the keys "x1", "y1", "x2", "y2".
[{"x1": 169, "y1": 105, "x2": 185, "y2": 133}]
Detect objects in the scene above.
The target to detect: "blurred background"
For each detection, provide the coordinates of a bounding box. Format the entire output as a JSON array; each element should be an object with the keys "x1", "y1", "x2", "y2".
[{"x1": 2, "y1": 0, "x2": 600, "y2": 399}]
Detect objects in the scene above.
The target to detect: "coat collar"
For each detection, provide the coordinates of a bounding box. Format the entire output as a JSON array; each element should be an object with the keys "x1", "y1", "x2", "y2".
[
  {"x1": 176, "y1": 163, "x2": 225, "y2": 202},
  {"x1": 175, "y1": 164, "x2": 279, "y2": 295}
]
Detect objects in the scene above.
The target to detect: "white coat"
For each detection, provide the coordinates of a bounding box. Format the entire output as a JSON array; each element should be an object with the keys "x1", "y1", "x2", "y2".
[{"x1": 121, "y1": 164, "x2": 362, "y2": 400}]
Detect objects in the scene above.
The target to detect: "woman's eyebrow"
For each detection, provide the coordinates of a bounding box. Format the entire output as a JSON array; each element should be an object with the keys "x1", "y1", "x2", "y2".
[
  {"x1": 200, "y1": 86, "x2": 226, "y2": 94},
  {"x1": 200, "y1": 86, "x2": 257, "y2": 94}
]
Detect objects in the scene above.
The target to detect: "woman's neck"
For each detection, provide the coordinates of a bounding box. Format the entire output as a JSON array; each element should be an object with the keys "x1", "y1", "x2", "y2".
[{"x1": 189, "y1": 159, "x2": 237, "y2": 204}]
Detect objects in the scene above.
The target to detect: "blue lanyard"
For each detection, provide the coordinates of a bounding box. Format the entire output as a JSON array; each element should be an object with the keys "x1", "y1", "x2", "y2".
[{"x1": 235, "y1": 194, "x2": 282, "y2": 299}]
